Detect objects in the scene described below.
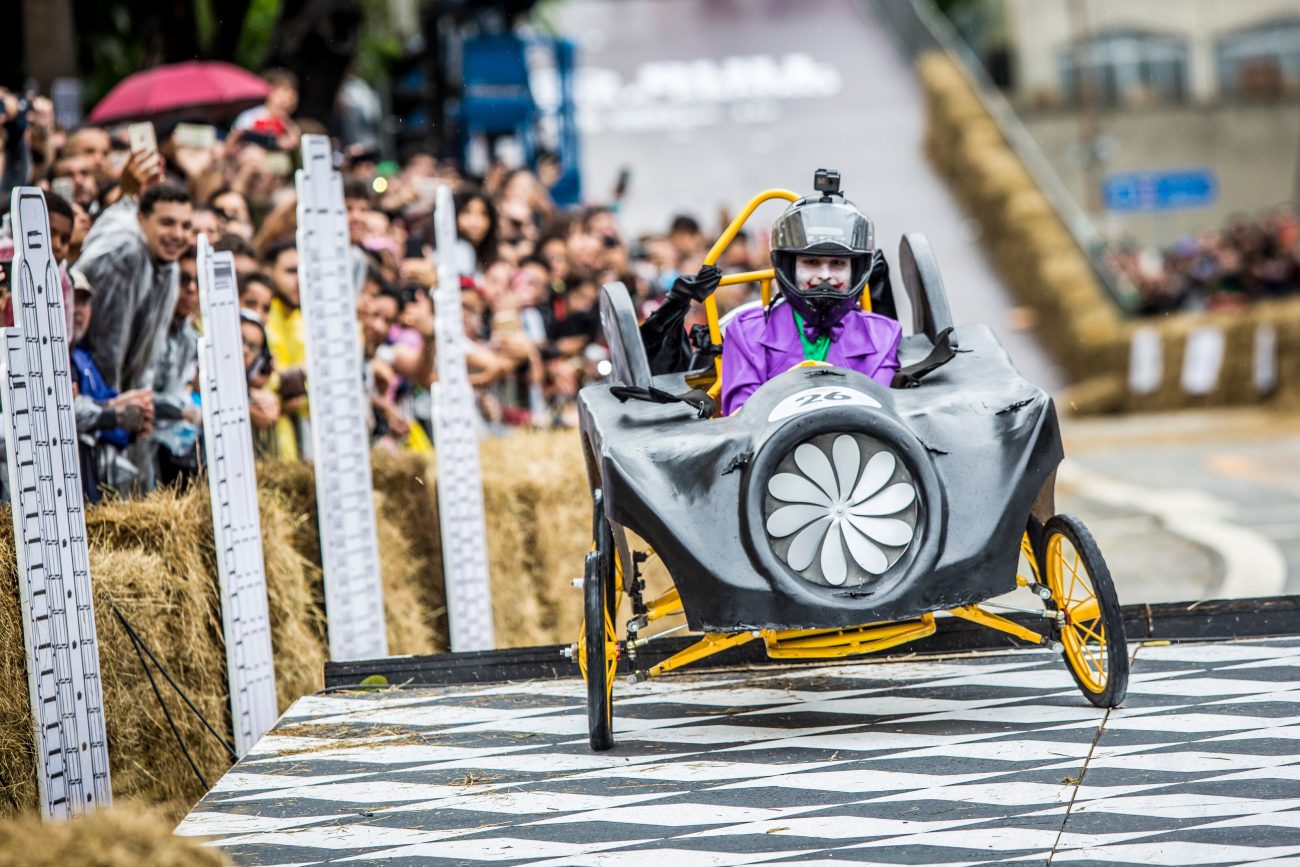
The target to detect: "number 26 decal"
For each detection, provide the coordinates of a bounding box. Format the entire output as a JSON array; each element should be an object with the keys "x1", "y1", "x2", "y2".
[{"x1": 769, "y1": 386, "x2": 881, "y2": 421}]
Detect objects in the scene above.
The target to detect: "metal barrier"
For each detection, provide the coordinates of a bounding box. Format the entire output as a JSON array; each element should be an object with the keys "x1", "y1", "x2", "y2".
[{"x1": 864, "y1": 0, "x2": 1129, "y2": 311}]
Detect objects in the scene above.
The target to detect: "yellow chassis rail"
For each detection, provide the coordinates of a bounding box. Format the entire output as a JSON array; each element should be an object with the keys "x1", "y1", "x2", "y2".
[
  {"x1": 620, "y1": 533, "x2": 1050, "y2": 679},
  {"x1": 637, "y1": 605, "x2": 1044, "y2": 679}
]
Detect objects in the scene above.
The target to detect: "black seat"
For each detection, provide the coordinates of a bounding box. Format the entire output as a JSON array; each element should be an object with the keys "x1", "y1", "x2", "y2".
[
  {"x1": 899, "y1": 233, "x2": 956, "y2": 346},
  {"x1": 599, "y1": 282, "x2": 653, "y2": 388}
]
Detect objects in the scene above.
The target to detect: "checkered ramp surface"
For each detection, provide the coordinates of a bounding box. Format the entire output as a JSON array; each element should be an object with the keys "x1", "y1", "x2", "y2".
[{"x1": 177, "y1": 638, "x2": 1300, "y2": 865}]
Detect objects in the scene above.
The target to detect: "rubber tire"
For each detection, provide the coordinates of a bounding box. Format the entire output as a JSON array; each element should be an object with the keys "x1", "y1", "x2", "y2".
[
  {"x1": 584, "y1": 515, "x2": 616, "y2": 751},
  {"x1": 1043, "y1": 514, "x2": 1129, "y2": 708}
]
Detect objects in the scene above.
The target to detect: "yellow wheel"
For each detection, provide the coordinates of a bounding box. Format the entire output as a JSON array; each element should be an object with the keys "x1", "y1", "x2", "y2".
[
  {"x1": 579, "y1": 493, "x2": 618, "y2": 751},
  {"x1": 1043, "y1": 514, "x2": 1129, "y2": 708}
]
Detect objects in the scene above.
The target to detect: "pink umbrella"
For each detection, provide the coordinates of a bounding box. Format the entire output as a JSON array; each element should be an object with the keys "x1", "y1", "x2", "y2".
[{"x1": 87, "y1": 61, "x2": 271, "y2": 125}]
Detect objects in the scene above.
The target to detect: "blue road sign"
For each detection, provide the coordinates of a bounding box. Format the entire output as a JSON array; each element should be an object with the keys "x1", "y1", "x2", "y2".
[{"x1": 1102, "y1": 168, "x2": 1218, "y2": 213}]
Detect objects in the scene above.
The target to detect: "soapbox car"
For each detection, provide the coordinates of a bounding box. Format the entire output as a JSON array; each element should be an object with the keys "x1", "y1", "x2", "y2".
[{"x1": 575, "y1": 188, "x2": 1128, "y2": 751}]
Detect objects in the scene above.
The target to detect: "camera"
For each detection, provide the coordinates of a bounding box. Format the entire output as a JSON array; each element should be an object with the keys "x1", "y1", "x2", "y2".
[{"x1": 814, "y1": 168, "x2": 841, "y2": 196}]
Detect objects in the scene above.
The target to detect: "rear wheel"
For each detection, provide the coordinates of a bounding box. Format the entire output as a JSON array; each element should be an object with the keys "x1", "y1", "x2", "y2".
[
  {"x1": 581, "y1": 499, "x2": 617, "y2": 751},
  {"x1": 1042, "y1": 514, "x2": 1129, "y2": 708}
]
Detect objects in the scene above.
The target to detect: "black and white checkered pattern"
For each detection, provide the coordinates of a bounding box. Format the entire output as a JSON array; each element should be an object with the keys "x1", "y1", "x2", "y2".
[{"x1": 177, "y1": 638, "x2": 1300, "y2": 865}]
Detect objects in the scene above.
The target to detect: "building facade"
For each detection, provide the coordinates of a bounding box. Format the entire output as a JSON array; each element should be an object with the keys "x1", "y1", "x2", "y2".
[{"x1": 1000, "y1": 0, "x2": 1300, "y2": 244}]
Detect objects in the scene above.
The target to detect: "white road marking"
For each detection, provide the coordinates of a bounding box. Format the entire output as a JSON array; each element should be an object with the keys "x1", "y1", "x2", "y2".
[{"x1": 1057, "y1": 459, "x2": 1287, "y2": 599}]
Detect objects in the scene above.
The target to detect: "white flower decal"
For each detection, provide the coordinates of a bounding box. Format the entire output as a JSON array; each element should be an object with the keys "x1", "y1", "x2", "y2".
[{"x1": 765, "y1": 435, "x2": 916, "y2": 586}]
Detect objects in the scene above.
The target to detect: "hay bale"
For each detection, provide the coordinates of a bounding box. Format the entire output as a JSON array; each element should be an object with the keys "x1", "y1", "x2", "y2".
[
  {"x1": 921, "y1": 45, "x2": 1300, "y2": 412},
  {"x1": 253, "y1": 484, "x2": 327, "y2": 710},
  {"x1": 917, "y1": 49, "x2": 1123, "y2": 395},
  {"x1": 1061, "y1": 375, "x2": 1126, "y2": 415},
  {"x1": 0, "y1": 428, "x2": 601, "y2": 819},
  {"x1": 1272, "y1": 300, "x2": 1300, "y2": 405},
  {"x1": 370, "y1": 453, "x2": 448, "y2": 652},
  {"x1": 1003, "y1": 190, "x2": 1054, "y2": 226},
  {"x1": 0, "y1": 802, "x2": 226, "y2": 867},
  {"x1": 258, "y1": 455, "x2": 443, "y2": 656},
  {"x1": 0, "y1": 448, "x2": 462, "y2": 819},
  {"x1": 0, "y1": 481, "x2": 343, "y2": 817},
  {"x1": 480, "y1": 432, "x2": 591, "y2": 647},
  {"x1": 0, "y1": 492, "x2": 231, "y2": 816}
]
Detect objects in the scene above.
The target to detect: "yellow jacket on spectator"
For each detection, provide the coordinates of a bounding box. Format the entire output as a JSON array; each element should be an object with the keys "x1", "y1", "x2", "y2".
[{"x1": 266, "y1": 297, "x2": 308, "y2": 460}]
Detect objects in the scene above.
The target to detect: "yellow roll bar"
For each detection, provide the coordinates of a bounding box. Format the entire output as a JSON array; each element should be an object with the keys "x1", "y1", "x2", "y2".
[
  {"x1": 718, "y1": 268, "x2": 777, "y2": 288},
  {"x1": 699, "y1": 187, "x2": 876, "y2": 395},
  {"x1": 702, "y1": 188, "x2": 799, "y2": 382}
]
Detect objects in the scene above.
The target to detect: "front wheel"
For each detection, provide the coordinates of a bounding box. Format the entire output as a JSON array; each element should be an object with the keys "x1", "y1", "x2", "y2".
[
  {"x1": 581, "y1": 501, "x2": 617, "y2": 751},
  {"x1": 1042, "y1": 514, "x2": 1129, "y2": 708}
]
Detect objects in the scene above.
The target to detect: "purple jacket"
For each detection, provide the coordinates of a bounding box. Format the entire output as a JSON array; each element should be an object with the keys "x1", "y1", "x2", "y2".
[{"x1": 721, "y1": 302, "x2": 902, "y2": 415}]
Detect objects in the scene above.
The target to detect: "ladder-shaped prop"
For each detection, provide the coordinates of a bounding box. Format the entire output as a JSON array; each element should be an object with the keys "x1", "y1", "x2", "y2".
[
  {"x1": 196, "y1": 235, "x2": 279, "y2": 754},
  {"x1": 431, "y1": 185, "x2": 495, "y2": 651},
  {"x1": 295, "y1": 135, "x2": 388, "y2": 661},
  {"x1": 3, "y1": 187, "x2": 111, "y2": 818}
]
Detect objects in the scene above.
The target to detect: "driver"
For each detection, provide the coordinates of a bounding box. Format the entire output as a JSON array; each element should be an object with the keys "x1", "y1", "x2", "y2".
[{"x1": 721, "y1": 175, "x2": 901, "y2": 414}]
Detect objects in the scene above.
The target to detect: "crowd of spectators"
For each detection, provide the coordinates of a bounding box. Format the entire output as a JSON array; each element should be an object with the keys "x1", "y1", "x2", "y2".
[
  {"x1": 0, "y1": 74, "x2": 768, "y2": 503},
  {"x1": 1106, "y1": 206, "x2": 1300, "y2": 315}
]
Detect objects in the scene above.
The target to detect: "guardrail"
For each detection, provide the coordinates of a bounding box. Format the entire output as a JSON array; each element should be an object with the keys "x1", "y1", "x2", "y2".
[{"x1": 865, "y1": 0, "x2": 1129, "y2": 311}]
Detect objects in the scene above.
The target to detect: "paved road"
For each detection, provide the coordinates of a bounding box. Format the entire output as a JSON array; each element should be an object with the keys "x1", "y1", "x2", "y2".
[{"x1": 1060, "y1": 409, "x2": 1300, "y2": 602}]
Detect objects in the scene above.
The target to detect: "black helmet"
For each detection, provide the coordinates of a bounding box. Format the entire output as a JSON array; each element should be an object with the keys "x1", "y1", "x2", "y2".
[{"x1": 770, "y1": 169, "x2": 875, "y2": 334}]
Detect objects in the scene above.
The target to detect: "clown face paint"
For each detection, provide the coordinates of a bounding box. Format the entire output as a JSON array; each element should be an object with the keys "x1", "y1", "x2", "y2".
[{"x1": 795, "y1": 254, "x2": 852, "y2": 290}]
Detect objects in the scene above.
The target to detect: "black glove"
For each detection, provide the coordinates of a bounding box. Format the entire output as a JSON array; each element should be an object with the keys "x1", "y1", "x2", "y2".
[{"x1": 668, "y1": 265, "x2": 723, "y2": 303}]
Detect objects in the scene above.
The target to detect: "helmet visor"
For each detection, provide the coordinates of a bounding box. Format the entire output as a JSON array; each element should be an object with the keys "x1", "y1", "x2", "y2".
[{"x1": 771, "y1": 201, "x2": 874, "y2": 256}]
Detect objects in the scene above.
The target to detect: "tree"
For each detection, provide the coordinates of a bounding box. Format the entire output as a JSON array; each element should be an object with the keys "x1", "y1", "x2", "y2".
[
  {"x1": 261, "y1": 0, "x2": 365, "y2": 123},
  {"x1": 48, "y1": 0, "x2": 369, "y2": 122}
]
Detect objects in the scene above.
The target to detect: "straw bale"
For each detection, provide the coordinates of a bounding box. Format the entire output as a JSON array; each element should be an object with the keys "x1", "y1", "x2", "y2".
[
  {"x1": 257, "y1": 455, "x2": 443, "y2": 656},
  {"x1": 916, "y1": 52, "x2": 962, "y2": 92},
  {"x1": 1272, "y1": 300, "x2": 1300, "y2": 404},
  {"x1": 1003, "y1": 190, "x2": 1054, "y2": 227},
  {"x1": 956, "y1": 119, "x2": 1002, "y2": 153},
  {"x1": 922, "y1": 43, "x2": 1300, "y2": 413},
  {"x1": 479, "y1": 431, "x2": 592, "y2": 647},
  {"x1": 0, "y1": 427, "x2": 643, "y2": 821},
  {"x1": 969, "y1": 153, "x2": 1033, "y2": 205},
  {"x1": 1213, "y1": 318, "x2": 1255, "y2": 402},
  {"x1": 370, "y1": 453, "x2": 448, "y2": 652},
  {"x1": 0, "y1": 801, "x2": 226, "y2": 867},
  {"x1": 373, "y1": 486, "x2": 439, "y2": 655},
  {"x1": 0, "y1": 490, "x2": 232, "y2": 816},
  {"x1": 0, "y1": 449, "x2": 453, "y2": 819},
  {"x1": 917, "y1": 49, "x2": 1126, "y2": 395},
  {"x1": 252, "y1": 483, "x2": 327, "y2": 709},
  {"x1": 254, "y1": 460, "x2": 320, "y2": 576},
  {"x1": 0, "y1": 512, "x2": 31, "y2": 813},
  {"x1": 1061, "y1": 375, "x2": 1126, "y2": 416}
]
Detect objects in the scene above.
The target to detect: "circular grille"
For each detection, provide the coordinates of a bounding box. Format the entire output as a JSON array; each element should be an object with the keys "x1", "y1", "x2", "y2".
[{"x1": 762, "y1": 432, "x2": 919, "y2": 587}]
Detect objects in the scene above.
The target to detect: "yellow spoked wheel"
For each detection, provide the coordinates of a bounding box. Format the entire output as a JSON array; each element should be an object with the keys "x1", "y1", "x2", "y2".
[
  {"x1": 580, "y1": 500, "x2": 618, "y2": 751},
  {"x1": 1043, "y1": 514, "x2": 1129, "y2": 708}
]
